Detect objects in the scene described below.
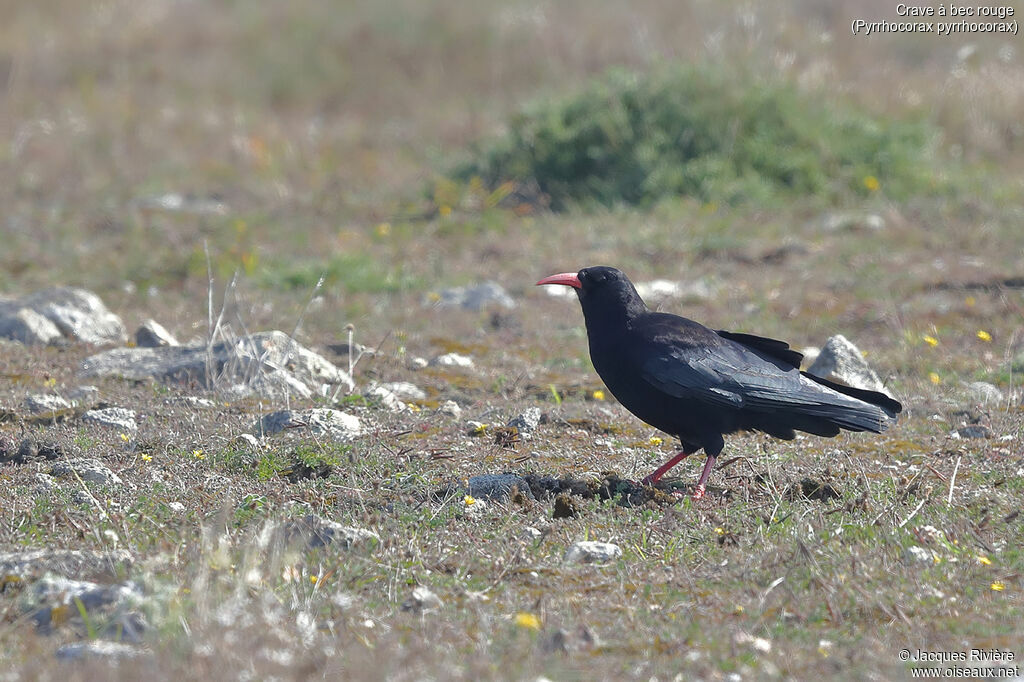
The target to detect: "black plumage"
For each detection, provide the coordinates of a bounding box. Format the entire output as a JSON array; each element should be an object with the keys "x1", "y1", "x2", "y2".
[{"x1": 537, "y1": 266, "x2": 902, "y2": 498}]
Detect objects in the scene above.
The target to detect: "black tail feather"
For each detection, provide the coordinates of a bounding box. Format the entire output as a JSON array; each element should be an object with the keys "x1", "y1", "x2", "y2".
[{"x1": 801, "y1": 371, "x2": 902, "y2": 419}]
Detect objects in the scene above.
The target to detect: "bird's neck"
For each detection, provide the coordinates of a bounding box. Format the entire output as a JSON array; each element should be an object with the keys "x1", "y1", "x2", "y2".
[{"x1": 580, "y1": 295, "x2": 648, "y2": 344}]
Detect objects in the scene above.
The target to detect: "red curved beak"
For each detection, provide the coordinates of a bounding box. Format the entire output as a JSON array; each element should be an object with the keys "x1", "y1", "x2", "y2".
[{"x1": 536, "y1": 272, "x2": 581, "y2": 289}]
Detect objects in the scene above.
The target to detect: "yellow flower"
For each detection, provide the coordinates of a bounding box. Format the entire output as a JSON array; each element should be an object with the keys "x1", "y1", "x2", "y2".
[
  {"x1": 929, "y1": 372, "x2": 942, "y2": 385},
  {"x1": 977, "y1": 556, "x2": 992, "y2": 566},
  {"x1": 648, "y1": 436, "x2": 663, "y2": 446},
  {"x1": 976, "y1": 330, "x2": 992, "y2": 342},
  {"x1": 714, "y1": 527, "x2": 725, "y2": 535},
  {"x1": 965, "y1": 296, "x2": 976, "y2": 307},
  {"x1": 863, "y1": 175, "x2": 880, "y2": 192},
  {"x1": 922, "y1": 335, "x2": 938, "y2": 347},
  {"x1": 592, "y1": 389, "x2": 606, "y2": 401},
  {"x1": 192, "y1": 449, "x2": 205, "y2": 460},
  {"x1": 311, "y1": 575, "x2": 321, "y2": 585},
  {"x1": 439, "y1": 205, "x2": 453, "y2": 218},
  {"x1": 733, "y1": 604, "x2": 745, "y2": 614},
  {"x1": 464, "y1": 495, "x2": 476, "y2": 506},
  {"x1": 991, "y1": 581, "x2": 1006, "y2": 591},
  {"x1": 141, "y1": 454, "x2": 152, "y2": 463},
  {"x1": 119, "y1": 433, "x2": 131, "y2": 443},
  {"x1": 375, "y1": 222, "x2": 391, "y2": 237},
  {"x1": 515, "y1": 612, "x2": 541, "y2": 631}
]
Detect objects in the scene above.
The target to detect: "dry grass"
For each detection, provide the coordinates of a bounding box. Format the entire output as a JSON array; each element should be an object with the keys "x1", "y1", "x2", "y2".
[{"x1": 2, "y1": 0, "x2": 1024, "y2": 679}]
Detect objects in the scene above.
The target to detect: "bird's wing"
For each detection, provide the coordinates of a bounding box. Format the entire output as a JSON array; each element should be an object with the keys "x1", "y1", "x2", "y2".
[
  {"x1": 715, "y1": 330, "x2": 803, "y2": 369},
  {"x1": 637, "y1": 344, "x2": 820, "y2": 412}
]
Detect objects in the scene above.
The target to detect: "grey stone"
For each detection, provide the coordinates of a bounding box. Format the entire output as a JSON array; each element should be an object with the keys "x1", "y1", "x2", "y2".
[
  {"x1": 635, "y1": 278, "x2": 717, "y2": 304},
  {"x1": 564, "y1": 541, "x2": 622, "y2": 564},
  {"x1": 81, "y1": 330, "x2": 353, "y2": 396},
  {"x1": 0, "y1": 306, "x2": 63, "y2": 345},
  {"x1": 279, "y1": 514, "x2": 379, "y2": 549},
  {"x1": 256, "y1": 408, "x2": 362, "y2": 442},
  {"x1": 67, "y1": 385, "x2": 100, "y2": 405},
  {"x1": 819, "y1": 212, "x2": 886, "y2": 232},
  {"x1": 363, "y1": 383, "x2": 407, "y2": 412},
  {"x1": 439, "y1": 400, "x2": 461, "y2": 417},
  {"x1": 24, "y1": 394, "x2": 71, "y2": 415},
  {"x1": 56, "y1": 641, "x2": 145, "y2": 662},
  {"x1": 82, "y1": 407, "x2": 138, "y2": 432},
  {"x1": 134, "y1": 192, "x2": 227, "y2": 216},
  {"x1": 226, "y1": 368, "x2": 313, "y2": 400},
  {"x1": 953, "y1": 425, "x2": 992, "y2": 439},
  {"x1": 23, "y1": 573, "x2": 144, "y2": 638},
  {"x1": 50, "y1": 458, "x2": 122, "y2": 486},
  {"x1": 435, "y1": 281, "x2": 515, "y2": 311},
  {"x1": 430, "y1": 352, "x2": 474, "y2": 368},
  {"x1": 135, "y1": 318, "x2": 179, "y2": 347},
  {"x1": 904, "y1": 546, "x2": 938, "y2": 564},
  {"x1": 20, "y1": 287, "x2": 127, "y2": 345},
  {"x1": 508, "y1": 407, "x2": 542, "y2": 436},
  {"x1": 409, "y1": 357, "x2": 429, "y2": 370},
  {"x1": 0, "y1": 549, "x2": 133, "y2": 580},
  {"x1": 380, "y1": 381, "x2": 426, "y2": 400},
  {"x1": 178, "y1": 396, "x2": 216, "y2": 408},
  {"x1": 806, "y1": 335, "x2": 888, "y2": 393},
  {"x1": 468, "y1": 474, "x2": 535, "y2": 501},
  {"x1": 401, "y1": 586, "x2": 443, "y2": 613},
  {"x1": 33, "y1": 473, "x2": 56, "y2": 494},
  {"x1": 965, "y1": 381, "x2": 1004, "y2": 406}
]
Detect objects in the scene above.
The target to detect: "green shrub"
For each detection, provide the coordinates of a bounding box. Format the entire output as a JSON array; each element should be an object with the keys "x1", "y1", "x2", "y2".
[{"x1": 456, "y1": 65, "x2": 941, "y2": 209}]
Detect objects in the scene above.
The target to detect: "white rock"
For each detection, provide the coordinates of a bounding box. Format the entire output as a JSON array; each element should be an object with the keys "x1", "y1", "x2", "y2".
[
  {"x1": 50, "y1": 458, "x2": 123, "y2": 486},
  {"x1": 563, "y1": 541, "x2": 622, "y2": 564},
  {"x1": 82, "y1": 407, "x2": 138, "y2": 432},
  {"x1": 81, "y1": 330, "x2": 353, "y2": 396},
  {"x1": 56, "y1": 641, "x2": 145, "y2": 662},
  {"x1": 20, "y1": 287, "x2": 127, "y2": 345},
  {"x1": 67, "y1": 385, "x2": 99, "y2": 405},
  {"x1": 135, "y1": 319, "x2": 179, "y2": 347},
  {"x1": 734, "y1": 631, "x2": 772, "y2": 653},
  {"x1": 431, "y1": 352, "x2": 474, "y2": 368},
  {"x1": 508, "y1": 407, "x2": 542, "y2": 435},
  {"x1": 401, "y1": 585, "x2": 444, "y2": 613},
  {"x1": 278, "y1": 514, "x2": 380, "y2": 549},
  {"x1": 468, "y1": 474, "x2": 534, "y2": 501},
  {"x1": 256, "y1": 408, "x2": 362, "y2": 443},
  {"x1": 0, "y1": 307, "x2": 63, "y2": 345},
  {"x1": 439, "y1": 400, "x2": 461, "y2": 417},
  {"x1": 965, "y1": 381, "x2": 1004, "y2": 405},
  {"x1": 381, "y1": 381, "x2": 427, "y2": 400},
  {"x1": 434, "y1": 281, "x2": 516, "y2": 310},
  {"x1": 806, "y1": 334, "x2": 888, "y2": 393},
  {"x1": 364, "y1": 384, "x2": 408, "y2": 412},
  {"x1": 904, "y1": 546, "x2": 938, "y2": 564},
  {"x1": 24, "y1": 394, "x2": 71, "y2": 415}
]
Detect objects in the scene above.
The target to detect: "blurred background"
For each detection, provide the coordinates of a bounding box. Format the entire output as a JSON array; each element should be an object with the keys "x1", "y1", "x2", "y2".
[{"x1": 3, "y1": 0, "x2": 1023, "y2": 368}]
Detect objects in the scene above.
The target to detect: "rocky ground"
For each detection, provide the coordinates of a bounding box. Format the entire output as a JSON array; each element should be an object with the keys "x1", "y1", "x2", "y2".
[{"x1": 4, "y1": 1, "x2": 1024, "y2": 679}]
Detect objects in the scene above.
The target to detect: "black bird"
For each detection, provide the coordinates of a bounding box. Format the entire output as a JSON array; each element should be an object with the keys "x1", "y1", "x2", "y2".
[{"x1": 537, "y1": 266, "x2": 902, "y2": 499}]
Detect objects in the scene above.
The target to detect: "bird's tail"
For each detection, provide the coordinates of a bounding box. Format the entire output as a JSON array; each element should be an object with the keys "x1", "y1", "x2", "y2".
[{"x1": 798, "y1": 371, "x2": 902, "y2": 433}]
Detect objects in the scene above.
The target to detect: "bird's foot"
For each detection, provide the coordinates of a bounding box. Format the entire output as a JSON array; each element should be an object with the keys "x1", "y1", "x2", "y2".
[{"x1": 691, "y1": 483, "x2": 707, "y2": 501}]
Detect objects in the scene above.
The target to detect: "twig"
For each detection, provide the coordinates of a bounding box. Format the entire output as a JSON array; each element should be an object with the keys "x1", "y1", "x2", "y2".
[
  {"x1": 897, "y1": 498, "x2": 927, "y2": 529},
  {"x1": 947, "y1": 455, "x2": 962, "y2": 508}
]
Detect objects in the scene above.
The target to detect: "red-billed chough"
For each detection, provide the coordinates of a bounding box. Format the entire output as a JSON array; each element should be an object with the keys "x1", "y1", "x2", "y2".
[{"x1": 537, "y1": 266, "x2": 902, "y2": 499}]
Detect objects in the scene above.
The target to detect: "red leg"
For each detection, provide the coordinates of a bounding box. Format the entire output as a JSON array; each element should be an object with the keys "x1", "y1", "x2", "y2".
[
  {"x1": 691, "y1": 455, "x2": 717, "y2": 500},
  {"x1": 641, "y1": 451, "x2": 691, "y2": 485}
]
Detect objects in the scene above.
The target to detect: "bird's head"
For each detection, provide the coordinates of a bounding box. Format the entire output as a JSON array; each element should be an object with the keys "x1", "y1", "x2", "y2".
[{"x1": 536, "y1": 266, "x2": 648, "y2": 325}]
